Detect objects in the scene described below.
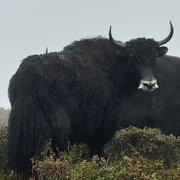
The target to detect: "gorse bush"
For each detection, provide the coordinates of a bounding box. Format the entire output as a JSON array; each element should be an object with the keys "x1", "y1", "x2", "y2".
[
  {"x1": 0, "y1": 125, "x2": 20, "y2": 180},
  {"x1": 32, "y1": 127, "x2": 180, "y2": 180},
  {"x1": 103, "y1": 126, "x2": 180, "y2": 167},
  {"x1": 1, "y1": 125, "x2": 180, "y2": 179},
  {"x1": 32, "y1": 142, "x2": 115, "y2": 180},
  {"x1": 0, "y1": 125, "x2": 8, "y2": 174}
]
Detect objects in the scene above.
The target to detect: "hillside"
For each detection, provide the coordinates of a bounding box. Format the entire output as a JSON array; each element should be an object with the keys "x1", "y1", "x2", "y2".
[{"x1": 0, "y1": 107, "x2": 10, "y2": 126}]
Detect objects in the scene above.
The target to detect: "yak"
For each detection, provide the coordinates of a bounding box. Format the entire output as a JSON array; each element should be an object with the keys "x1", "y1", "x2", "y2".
[
  {"x1": 114, "y1": 54, "x2": 180, "y2": 134},
  {"x1": 8, "y1": 22, "x2": 174, "y2": 176}
]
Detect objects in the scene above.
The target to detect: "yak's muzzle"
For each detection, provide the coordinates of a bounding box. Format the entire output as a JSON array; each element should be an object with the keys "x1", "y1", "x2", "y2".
[{"x1": 138, "y1": 79, "x2": 159, "y2": 91}]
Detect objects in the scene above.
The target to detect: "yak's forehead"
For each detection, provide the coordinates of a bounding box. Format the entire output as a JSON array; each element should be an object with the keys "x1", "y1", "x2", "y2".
[{"x1": 126, "y1": 38, "x2": 158, "y2": 54}]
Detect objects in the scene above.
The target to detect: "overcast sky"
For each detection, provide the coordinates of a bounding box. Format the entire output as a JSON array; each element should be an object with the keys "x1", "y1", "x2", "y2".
[{"x1": 1, "y1": 0, "x2": 180, "y2": 109}]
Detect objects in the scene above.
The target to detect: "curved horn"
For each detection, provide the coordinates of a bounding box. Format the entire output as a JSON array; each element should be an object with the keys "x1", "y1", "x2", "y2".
[
  {"x1": 109, "y1": 26, "x2": 126, "y2": 48},
  {"x1": 157, "y1": 21, "x2": 174, "y2": 46}
]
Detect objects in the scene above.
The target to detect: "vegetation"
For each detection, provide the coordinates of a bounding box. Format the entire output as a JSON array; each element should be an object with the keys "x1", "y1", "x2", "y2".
[
  {"x1": 0, "y1": 107, "x2": 10, "y2": 126},
  {"x1": 1, "y1": 125, "x2": 180, "y2": 179},
  {"x1": 103, "y1": 126, "x2": 180, "y2": 167},
  {"x1": 0, "y1": 126, "x2": 8, "y2": 174},
  {"x1": 0, "y1": 125, "x2": 14, "y2": 180}
]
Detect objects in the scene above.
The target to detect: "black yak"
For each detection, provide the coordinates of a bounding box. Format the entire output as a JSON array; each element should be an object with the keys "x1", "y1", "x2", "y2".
[
  {"x1": 116, "y1": 54, "x2": 180, "y2": 135},
  {"x1": 8, "y1": 22, "x2": 174, "y2": 175}
]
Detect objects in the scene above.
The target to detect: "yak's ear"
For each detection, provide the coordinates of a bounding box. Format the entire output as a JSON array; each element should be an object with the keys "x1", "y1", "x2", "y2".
[{"x1": 158, "y1": 46, "x2": 168, "y2": 57}]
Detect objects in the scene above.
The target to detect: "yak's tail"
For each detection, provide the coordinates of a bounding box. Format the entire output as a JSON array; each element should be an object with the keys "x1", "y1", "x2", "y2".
[{"x1": 8, "y1": 94, "x2": 51, "y2": 176}]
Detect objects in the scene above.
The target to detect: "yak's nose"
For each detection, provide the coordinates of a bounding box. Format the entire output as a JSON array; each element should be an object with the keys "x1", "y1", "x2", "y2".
[{"x1": 138, "y1": 79, "x2": 159, "y2": 91}]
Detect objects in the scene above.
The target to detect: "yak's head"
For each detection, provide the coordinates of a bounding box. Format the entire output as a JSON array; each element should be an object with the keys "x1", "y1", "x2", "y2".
[{"x1": 109, "y1": 22, "x2": 174, "y2": 91}]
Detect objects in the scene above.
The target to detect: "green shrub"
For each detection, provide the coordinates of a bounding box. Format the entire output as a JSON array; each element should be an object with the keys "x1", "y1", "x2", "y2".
[
  {"x1": 0, "y1": 125, "x2": 8, "y2": 174},
  {"x1": 32, "y1": 127, "x2": 180, "y2": 180},
  {"x1": 32, "y1": 141, "x2": 114, "y2": 180},
  {"x1": 103, "y1": 126, "x2": 180, "y2": 167},
  {"x1": 0, "y1": 125, "x2": 20, "y2": 180},
  {"x1": 1, "y1": 125, "x2": 180, "y2": 179}
]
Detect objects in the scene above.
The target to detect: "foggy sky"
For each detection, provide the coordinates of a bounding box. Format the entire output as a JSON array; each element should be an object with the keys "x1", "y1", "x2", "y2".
[{"x1": 1, "y1": 0, "x2": 180, "y2": 109}]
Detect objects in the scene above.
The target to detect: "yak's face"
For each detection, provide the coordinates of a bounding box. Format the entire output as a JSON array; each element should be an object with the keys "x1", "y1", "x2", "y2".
[
  {"x1": 109, "y1": 22, "x2": 173, "y2": 91},
  {"x1": 125, "y1": 38, "x2": 167, "y2": 91}
]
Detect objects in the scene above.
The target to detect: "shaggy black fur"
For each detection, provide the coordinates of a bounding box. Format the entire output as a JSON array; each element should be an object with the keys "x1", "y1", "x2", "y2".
[{"x1": 8, "y1": 36, "x2": 170, "y2": 176}]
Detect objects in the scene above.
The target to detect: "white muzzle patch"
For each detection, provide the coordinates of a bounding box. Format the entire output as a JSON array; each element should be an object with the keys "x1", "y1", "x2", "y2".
[{"x1": 138, "y1": 79, "x2": 159, "y2": 91}]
